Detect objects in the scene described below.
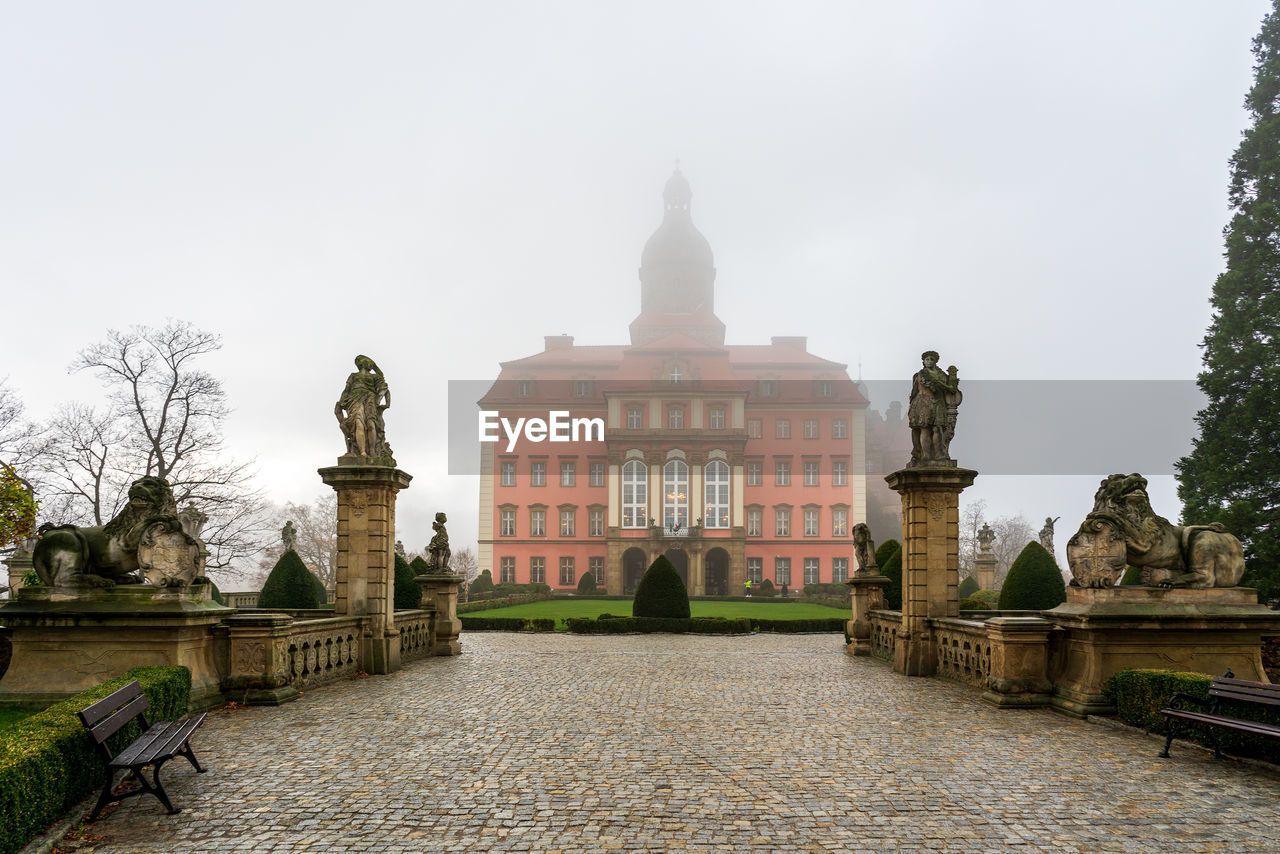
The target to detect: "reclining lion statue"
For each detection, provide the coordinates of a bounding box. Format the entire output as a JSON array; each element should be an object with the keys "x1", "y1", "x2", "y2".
[
  {"x1": 32, "y1": 476, "x2": 206, "y2": 589},
  {"x1": 1066, "y1": 473, "x2": 1245, "y2": 589}
]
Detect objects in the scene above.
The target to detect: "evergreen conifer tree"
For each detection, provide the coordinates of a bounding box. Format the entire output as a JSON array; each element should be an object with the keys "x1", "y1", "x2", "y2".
[
  {"x1": 874, "y1": 538, "x2": 901, "y2": 570},
  {"x1": 632, "y1": 554, "x2": 691, "y2": 618},
  {"x1": 576, "y1": 570, "x2": 598, "y2": 594},
  {"x1": 259, "y1": 550, "x2": 324, "y2": 610},
  {"x1": 394, "y1": 553, "x2": 421, "y2": 610},
  {"x1": 958, "y1": 575, "x2": 980, "y2": 599},
  {"x1": 1177, "y1": 2, "x2": 1280, "y2": 602},
  {"x1": 880, "y1": 549, "x2": 903, "y2": 610},
  {"x1": 470, "y1": 568, "x2": 494, "y2": 594},
  {"x1": 997, "y1": 542, "x2": 1067, "y2": 611}
]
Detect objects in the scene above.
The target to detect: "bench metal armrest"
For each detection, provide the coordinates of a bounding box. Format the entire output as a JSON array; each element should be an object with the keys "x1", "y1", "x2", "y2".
[{"x1": 1163, "y1": 692, "x2": 1210, "y2": 711}]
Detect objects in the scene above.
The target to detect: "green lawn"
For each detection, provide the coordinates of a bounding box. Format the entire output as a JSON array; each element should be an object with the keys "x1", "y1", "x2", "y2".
[
  {"x1": 463, "y1": 599, "x2": 848, "y2": 626},
  {"x1": 0, "y1": 706, "x2": 32, "y2": 730}
]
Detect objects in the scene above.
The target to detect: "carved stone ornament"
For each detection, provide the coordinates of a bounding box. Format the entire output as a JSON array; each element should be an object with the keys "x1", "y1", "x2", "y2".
[{"x1": 925, "y1": 493, "x2": 948, "y2": 521}]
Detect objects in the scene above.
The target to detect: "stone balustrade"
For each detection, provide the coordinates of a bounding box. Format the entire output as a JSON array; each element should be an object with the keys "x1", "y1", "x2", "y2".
[
  {"x1": 932, "y1": 617, "x2": 991, "y2": 689},
  {"x1": 395, "y1": 609, "x2": 438, "y2": 662},
  {"x1": 869, "y1": 611, "x2": 901, "y2": 662}
]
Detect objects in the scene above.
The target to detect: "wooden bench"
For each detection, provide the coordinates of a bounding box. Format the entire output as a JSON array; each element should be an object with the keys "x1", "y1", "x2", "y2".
[
  {"x1": 77, "y1": 680, "x2": 207, "y2": 818},
  {"x1": 1159, "y1": 671, "x2": 1280, "y2": 759}
]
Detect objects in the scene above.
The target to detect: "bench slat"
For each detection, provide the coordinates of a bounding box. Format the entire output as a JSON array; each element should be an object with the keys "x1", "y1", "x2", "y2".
[
  {"x1": 110, "y1": 720, "x2": 181, "y2": 767},
  {"x1": 1161, "y1": 709, "x2": 1280, "y2": 738},
  {"x1": 112, "y1": 715, "x2": 205, "y2": 768},
  {"x1": 148, "y1": 715, "x2": 205, "y2": 763},
  {"x1": 1210, "y1": 686, "x2": 1280, "y2": 707},
  {"x1": 78, "y1": 681, "x2": 144, "y2": 728},
  {"x1": 87, "y1": 695, "x2": 150, "y2": 745}
]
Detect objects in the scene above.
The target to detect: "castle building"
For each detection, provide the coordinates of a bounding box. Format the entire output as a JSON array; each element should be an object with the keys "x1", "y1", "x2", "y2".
[{"x1": 477, "y1": 171, "x2": 868, "y2": 595}]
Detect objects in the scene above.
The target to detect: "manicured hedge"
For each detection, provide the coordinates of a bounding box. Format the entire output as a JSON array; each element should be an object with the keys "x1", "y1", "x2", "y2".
[
  {"x1": 565, "y1": 616, "x2": 754, "y2": 634},
  {"x1": 459, "y1": 616, "x2": 535, "y2": 631},
  {"x1": 1104, "y1": 668, "x2": 1280, "y2": 764},
  {"x1": 998, "y1": 542, "x2": 1066, "y2": 610},
  {"x1": 749, "y1": 618, "x2": 846, "y2": 633},
  {"x1": 633, "y1": 555, "x2": 691, "y2": 619},
  {"x1": 957, "y1": 575, "x2": 980, "y2": 599},
  {"x1": 958, "y1": 597, "x2": 990, "y2": 611},
  {"x1": 258, "y1": 550, "x2": 324, "y2": 610},
  {"x1": 0, "y1": 666, "x2": 191, "y2": 854}
]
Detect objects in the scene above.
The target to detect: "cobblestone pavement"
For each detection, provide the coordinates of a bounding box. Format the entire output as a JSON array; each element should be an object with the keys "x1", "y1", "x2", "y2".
[{"x1": 64, "y1": 634, "x2": 1280, "y2": 853}]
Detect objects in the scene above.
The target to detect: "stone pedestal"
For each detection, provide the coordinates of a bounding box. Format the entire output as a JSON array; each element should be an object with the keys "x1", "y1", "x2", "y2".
[
  {"x1": 318, "y1": 462, "x2": 412, "y2": 675},
  {"x1": 974, "y1": 553, "x2": 997, "y2": 591},
  {"x1": 982, "y1": 616, "x2": 1055, "y2": 708},
  {"x1": 415, "y1": 573, "x2": 463, "y2": 656},
  {"x1": 0, "y1": 584, "x2": 233, "y2": 710},
  {"x1": 884, "y1": 466, "x2": 977, "y2": 676},
  {"x1": 1045, "y1": 585, "x2": 1280, "y2": 718},
  {"x1": 217, "y1": 612, "x2": 300, "y2": 706},
  {"x1": 845, "y1": 574, "x2": 890, "y2": 656}
]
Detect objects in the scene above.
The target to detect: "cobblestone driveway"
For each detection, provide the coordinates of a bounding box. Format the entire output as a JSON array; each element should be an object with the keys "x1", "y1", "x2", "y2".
[{"x1": 66, "y1": 633, "x2": 1280, "y2": 853}]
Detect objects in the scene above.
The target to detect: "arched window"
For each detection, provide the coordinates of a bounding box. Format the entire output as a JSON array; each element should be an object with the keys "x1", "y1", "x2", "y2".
[
  {"x1": 704, "y1": 460, "x2": 730, "y2": 529},
  {"x1": 621, "y1": 460, "x2": 647, "y2": 528},
  {"x1": 663, "y1": 460, "x2": 689, "y2": 532}
]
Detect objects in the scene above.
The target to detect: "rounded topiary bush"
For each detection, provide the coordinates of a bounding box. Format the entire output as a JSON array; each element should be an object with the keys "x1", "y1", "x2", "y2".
[
  {"x1": 470, "y1": 569, "x2": 494, "y2": 594},
  {"x1": 259, "y1": 550, "x2": 324, "y2": 610},
  {"x1": 875, "y1": 538, "x2": 901, "y2": 570},
  {"x1": 972, "y1": 589, "x2": 1000, "y2": 608},
  {"x1": 576, "y1": 570, "x2": 598, "y2": 594},
  {"x1": 756, "y1": 578, "x2": 777, "y2": 598},
  {"x1": 998, "y1": 542, "x2": 1067, "y2": 610},
  {"x1": 958, "y1": 575, "x2": 980, "y2": 599},
  {"x1": 632, "y1": 554, "x2": 690, "y2": 618},
  {"x1": 959, "y1": 596, "x2": 990, "y2": 610},
  {"x1": 394, "y1": 553, "x2": 421, "y2": 610}
]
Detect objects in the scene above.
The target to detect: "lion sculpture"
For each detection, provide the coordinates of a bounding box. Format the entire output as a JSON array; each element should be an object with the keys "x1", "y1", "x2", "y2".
[
  {"x1": 32, "y1": 476, "x2": 206, "y2": 589},
  {"x1": 1066, "y1": 473, "x2": 1245, "y2": 590}
]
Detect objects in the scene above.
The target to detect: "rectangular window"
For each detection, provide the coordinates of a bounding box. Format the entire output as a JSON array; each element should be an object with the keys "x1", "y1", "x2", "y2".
[
  {"x1": 832, "y1": 419, "x2": 848, "y2": 439},
  {"x1": 775, "y1": 557, "x2": 791, "y2": 586},
  {"x1": 559, "y1": 556, "x2": 575, "y2": 586},
  {"x1": 530, "y1": 557, "x2": 545, "y2": 584},
  {"x1": 775, "y1": 419, "x2": 791, "y2": 439},
  {"x1": 589, "y1": 462, "x2": 605, "y2": 487},
  {"x1": 531, "y1": 461, "x2": 546, "y2": 486},
  {"x1": 589, "y1": 556, "x2": 604, "y2": 584},
  {"x1": 804, "y1": 558, "x2": 820, "y2": 585},
  {"x1": 760, "y1": 380, "x2": 778, "y2": 397},
  {"x1": 803, "y1": 418, "x2": 819, "y2": 439},
  {"x1": 747, "y1": 509, "x2": 762, "y2": 537},
  {"x1": 832, "y1": 461, "x2": 848, "y2": 486},
  {"x1": 818, "y1": 380, "x2": 832, "y2": 397},
  {"x1": 530, "y1": 509, "x2": 546, "y2": 537},
  {"x1": 832, "y1": 508, "x2": 848, "y2": 538},
  {"x1": 832, "y1": 557, "x2": 848, "y2": 583},
  {"x1": 746, "y1": 462, "x2": 762, "y2": 487},
  {"x1": 574, "y1": 380, "x2": 591, "y2": 397},
  {"x1": 500, "y1": 509, "x2": 516, "y2": 537},
  {"x1": 747, "y1": 419, "x2": 763, "y2": 439},
  {"x1": 804, "y1": 461, "x2": 820, "y2": 486},
  {"x1": 627, "y1": 407, "x2": 643, "y2": 429},
  {"x1": 499, "y1": 556, "x2": 516, "y2": 584},
  {"x1": 747, "y1": 557, "x2": 763, "y2": 584},
  {"x1": 668, "y1": 407, "x2": 684, "y2": 429},
  {"x1": 560, "y1": 461, "x2": 575, "y2": 487},
  {"x1": 517, "y1": 380, "x2": 532, "y2": 397},
  {"x1": 589, "y1": 508, "x2": 604, "y2": 537},
  {"x1": 560, "y1": 509, "x2": 575, "y2": 537},
  {"x1": 775, "y1": 461, "x2": 791, "y2": 486},
  {"x1": 709, "y1": 407, "x2": 726, "y2": 429},
  {"x1": 804, "y1": 508, "x2": 819, "y2": 537},
  {"x1": 500, "y1": 461, "x2": 516, "y2": 487},
  {"x1": 775, "y1": 508, "x2": 791, "y2": 537}
]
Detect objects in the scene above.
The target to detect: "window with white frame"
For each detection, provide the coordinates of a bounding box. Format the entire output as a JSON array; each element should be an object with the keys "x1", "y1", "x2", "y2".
[
  {"x1": 626, "y1": 406, "x2": 643, "y2": 429},
  {"x1": 804, "y1": 461, "x2": 819, "y2": 486},
  {"x1": 517, "y1": 380, "x2": 532, "y2": 397},
  {"x1": 775, "y1": 557, "x2": 791, "y2": 586},
  {"x1": 663, "y1": 459, "x2": 689, "y2": 531},
  {"x1": 832, "y1": 508, "x2": 848, "y2": 537},
  {"x1": 500, "y1": 509, "x2": 516, "y2": 537},
  {"x1": 574, "y1": 380, "x2": 591, "y2": 397},
  {"x1": 747, "y1": 419, "x2": 763, "y2": 439},
  {"x1": 531, "y1": 461, "x2": 546, "y2": 486},
  {"x1": 746, "y1": 461, "x2": 762, "y2": 486},
  {"x1": 530, "y1": 509, "x2": 546, "y2": 537},
  {"x1": 775, "y1": 419, "x2": 791, "y2": 439},
  {"x1": 560, "y1": 461, "x2": 575, "y2": 486},
  {"x1": 760, "y1": 380, "x2": 778, "y2": 397},
  {"x1": 832, "y1": 461, "x2": 848, "y2": 486},
  {"x1": 589, "y1": 508, "x2": 604, "y2": 537},
  {"x1": 500, "y1": 556, "x2": 516, "y2": 584},
  {"x1": 747, "y1": 508, "x2": 762, "y2": 537},
  {"x1": 589, "y1": 556, "x2": 604, "y2": 584},
  {"x1": 803, "y1": 418, "x2": 819, "y2": 439},
  {"x1": 775, "y1": 461, "x2": 791, "y2": 486},
  {"x1": 589, "y1": 462, "x2": 605, "y2": 487},
  {"x1": 500, "y1": 461, "x2": 516, "y2": 487},
  {"x1": 832, "y1": 419, "x2": 848, "y2": 439},
  {"x1": 804, "y1": 557, "x2": 820, "y2": 584},
  {"x1": 747, "y1": 557, "x2": 763, "y2": 583},
  {"x1": 668, "y1": 406, "x2": 684, "y2": 429},
  {"x1": 530, "y1": 556, "x2": 545, "y2": 584},
  {"x1": 559, "y1": 509, "x2": 575, "y2": 537},
  {"x1": 559, "y1": 556, "x2": 575, "y2": 586},
  {"x1": 703, "y1": 460, "x2": 730, "y2": 528},
  {"x1": 775, "y1": 507, "x2": 791, "y2": 537},
  {"x1": 669, "y1": 365, "x2": 683, "y2": 384},
  {"x1": 804, "y1": 508, "x2": 819, "y2": 537},
  {"x1": 622, "y1": 460, "x2": 647, "y2": 528},
  {"x1": 833, "y1": 557, "x2": 848, "y2": 583},
  {"x1": 817, "y1": 380, "x2": 832, "y2": 397},
  {"x1": 709, "y1": 407, "x2": 726, "y2": 429}
]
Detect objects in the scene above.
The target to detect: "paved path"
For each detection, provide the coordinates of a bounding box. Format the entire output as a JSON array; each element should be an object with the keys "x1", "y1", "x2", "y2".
[{"x1": 63, "y1": 634, "x2": 1280, "y2": 853}]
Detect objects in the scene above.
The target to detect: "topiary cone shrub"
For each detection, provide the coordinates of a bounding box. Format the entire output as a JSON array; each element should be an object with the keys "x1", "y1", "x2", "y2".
[
  {"x1": 259, "y1": 550, "x2": 324, "y2": 610},
  {"x1": 880, "y1": 549, "x2": 903, "y2": 610},
  {"x1": 756, "y1": 578, "x2": 777, "y2": 597},
  {"x1": 874, "y1": 538, "x2": 901, "y2": 570},
  {"x1": 576, "y1": 570, "x2": 598, "y2": 594},
  {"x1": 470, "y1": 569, "x2": 494, "y2": 594},
  {"x1": 394, "y1": 553, "x2": 421, "y2": 610},
  {"x1": 958, "y1": 575, "x2": 980, "y2": 599},
  {"x1": 632, "y1": 554, "x2": 691, "y2": 618},
  {"x1": 997, "y1": 542, "x2": 1067, "y2": 610}
]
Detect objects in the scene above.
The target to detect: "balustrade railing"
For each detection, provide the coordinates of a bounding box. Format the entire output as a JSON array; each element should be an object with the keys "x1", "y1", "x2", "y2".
[
  {"x1": 869, "y1": 610, "x2": 901, "y2": 662},
  {"x1": 931, "y1": 617, "x2": 991, "y2": 689}
]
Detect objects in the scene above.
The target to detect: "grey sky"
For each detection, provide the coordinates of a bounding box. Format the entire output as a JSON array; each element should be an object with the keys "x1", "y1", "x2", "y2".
[{"x1": 0, "y1": 2, "x2": 1268, "y2": 570}]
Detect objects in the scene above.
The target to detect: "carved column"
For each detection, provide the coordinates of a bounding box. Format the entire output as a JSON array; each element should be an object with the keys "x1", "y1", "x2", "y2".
[
  {"x1": 318, "y1": 463, "x2": 412, "y2": 675},
  {"x1": 974, "y1": 551, "x2": 998, "y2": 592},
  {"x1": 884, "y1": 466, "x2": 977, "y2": 676},
  {"x1": 845, "y1": 574, "x2": 890, "y2": 656}
]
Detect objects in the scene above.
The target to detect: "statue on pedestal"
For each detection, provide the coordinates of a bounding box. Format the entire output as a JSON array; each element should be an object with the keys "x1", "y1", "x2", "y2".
[
  {"x1": 907, "y1": 351, "x2": 962, "y2": 467},
  {"x1": 427, "y1": 512, "x2": 451, "y2": 571},
  {"x1": 335, "y1": 355, "x2": 394, "y2": 464},
  {"x1": 281, "y1": 520, "x2": 297, "y2": 552},
  {"x1": 1039, "y1": 516, "x2": 1059, "y2": 554},
  {"x1": 851, "y1": 523, "x2": 879, "y2": 576},
  {"x1": 977, "y1": 523, "x2": 995, "y2": 554}
]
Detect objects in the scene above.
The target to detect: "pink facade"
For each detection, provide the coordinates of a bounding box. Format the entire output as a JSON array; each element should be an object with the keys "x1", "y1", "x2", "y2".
[{"x1": 477, "y1": 172, "x2": 868, "y2": 595}]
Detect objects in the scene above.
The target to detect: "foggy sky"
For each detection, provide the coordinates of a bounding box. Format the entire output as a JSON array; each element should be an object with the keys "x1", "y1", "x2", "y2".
[{"x1": 0, "y1": 1, "x2": 1269, "y2": 574}]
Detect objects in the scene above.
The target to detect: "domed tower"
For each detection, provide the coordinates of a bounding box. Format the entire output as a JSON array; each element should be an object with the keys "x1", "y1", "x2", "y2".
[{"x1": 629, "y1": 169, "x2": 726, "y2": 346}]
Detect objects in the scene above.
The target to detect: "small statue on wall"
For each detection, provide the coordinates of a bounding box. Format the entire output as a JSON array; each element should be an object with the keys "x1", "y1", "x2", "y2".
[
  {"x1": 1039, "y1": 516, "x2": 1059, "y2": 554},
  {"x1": 335, "y1": 355, "x2": 395, "y2": 465},
  {"x1": 851, "y1": 523, "x2": 879, "y2": 576},
  {"x1": 977, "y1": 522, "x2": 996, "y2": 554},
  {"x1": 427, "y1": 512, "x2": 451, "y2": 571},
  {"x1": 281, "y1": 520, "x2": 297, "y2": 553}
]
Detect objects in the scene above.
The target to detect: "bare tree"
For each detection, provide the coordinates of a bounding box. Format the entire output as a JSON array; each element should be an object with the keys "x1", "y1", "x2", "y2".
[
  {"x1": 991, "y1": 514, "x2": 1037, "y2": 585},
  {"x1": 958, "y1": 498, "x2": 988, "y2": 577},
  {"x1": 39, "y1": 403, "x2": 129, "y2": 527},
  {"x1": 258, "y1": 493, "x2": 338, "y2": 589}
]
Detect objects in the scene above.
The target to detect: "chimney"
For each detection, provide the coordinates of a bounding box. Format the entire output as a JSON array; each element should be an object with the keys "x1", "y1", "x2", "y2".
[
  {"x1": 771, "y1": 336, "x2": 807, "y2": 351},
  {"x1": 544, "y1": 334, "x2": 574, "y2": 351}
]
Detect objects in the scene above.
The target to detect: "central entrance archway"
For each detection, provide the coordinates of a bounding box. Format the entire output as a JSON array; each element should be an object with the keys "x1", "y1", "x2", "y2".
[
  {"x1": 623, "y1": 547, "x2": 648, "y2": 595},
  {"x1": 705, "y1": 547, "x2": 729, "y2": 596},
  {"x1": 664, "y1": 548, "x2": 689, "y2": 588}
]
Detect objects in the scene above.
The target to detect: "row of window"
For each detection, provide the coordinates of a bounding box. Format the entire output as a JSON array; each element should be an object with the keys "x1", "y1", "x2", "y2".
[
  {"x1": 618, "y1": 407, "x2": 851, "y2": 439},
  {"x1": 495, "y1": 555, "x2": 853, "y2": 586},
  {"x1": 498, "y1": 504, "x2": 851, "y2": 538},
  {"x1": 746, "y1": 507, "x2": 849, "y2": 538},
  {"x1": 511, "y1": 378, "x2": 839, "y2": 398},
  {"x1": 499, "y1": 507, "x2": 606, "y2": 537},
  {"x1": 747, "y1": 460, "x2": 849, "y2": 486},
  {"x1": 500, "y1": 460, "x2": 606, "y2": 488},
  {"x1": 502, "y1": 458, "x2": 851, "y2": 492}
]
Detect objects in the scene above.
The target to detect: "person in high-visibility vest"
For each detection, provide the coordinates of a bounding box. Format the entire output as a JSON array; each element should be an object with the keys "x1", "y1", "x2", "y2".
[{"x1": 745, "y1": 579, "x2": 752, "y2": 597}]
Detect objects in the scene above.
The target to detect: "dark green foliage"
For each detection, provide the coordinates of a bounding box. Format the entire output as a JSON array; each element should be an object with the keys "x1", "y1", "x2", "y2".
[
  {"x1": 971, "y1": 589, "x2": 1000, "y2": 608},
  {"x1": 563, "y1": 616, "x2": 844, "y2": 634},
  {"x1": 874, "y1": 538, "x2": 901, "y2": 568},
  {"x1": 394, "y1": 554, "x2": 420, "y2": 611},
  {"x1": 1105, "y1": 669, "x2": 1280, "y2": 764},
  {"x1": 258, "y1": 550, "x2": 324, "y2": 610},
  {"x1": 470, "y1": 569, "x2": 494, "y2": 594},
  {"x1": 0, "y1": 666, "x2": 190, "y2": 854},
  {"x1": 957, "y1": 575, "x2": 980, "y2": 599},
  {"x1": 998, "y1": 542, "x2": 1067, "y2": 610},
  {"x1": 1176, "y1": 3, "x2": 1280, "y2": 604},
  {"x1": 208, "y1": 579, "x2": 224, "y2": 605},
  {"x1": 749, "y1": 618, "x2": 846, "y2": 633},
  {"x1": 410, "y1": 556, "x2": 430, "y2": 575},
  {"x1": 959, "y1": 597, "x2": 990, "y2": 611},
  {"x1": 803, "y1": 583, "x2": 851, "y2": 601},
  {"x1": 459, "y1": 616, "x2": 531, "y2": 631},
  {"x1": 880, "y1": 549, "x2": 903, "y2": 610},
  {"x1": 1118, "y1": 566, "x2": 1144, "y2": 586},
  {"x1": 493, "y1": 582, "x2": 551, "y2": 596},
  {"x1": 576, "y1": 571, "x2": 598, "y2": 594},
  {"x1": 632, "y1": 555, "x2": 691, "y2": 618},
  {"x1": 755, "y1": 578, "x2": 777, "y2": 597}
]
